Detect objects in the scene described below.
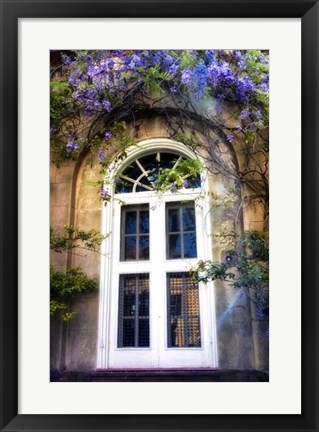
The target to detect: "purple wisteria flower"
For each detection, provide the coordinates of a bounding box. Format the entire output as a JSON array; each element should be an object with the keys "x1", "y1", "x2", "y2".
[
  {"x1": 239, "y1": 108, "x2": 250, "y2": 120},
  {"x1": 68, "y1": 75, "x2": 78, "y2": 86},
  {"x1": 106, "y1": 59, "x2": 115, "y2": 69},
  {"x1": 226, "y1": 134, "x2": 234, "y2": 143},
  {"x1": 66, "y1": 141, "x2": 74, "y2": 151},
  {"x1": 102, "y1": 100, "x2": 112, "y2": 112},
  {"x1": 204, "y1": 50, "x2": 215, "y2": 64},
  {"x1": 182, "y1": 179, "x2": 189, "y2": 188},
  {"x1": 168, "y1": 63, "x2": 178, "y2": 76},
  {"x1": 61, "y1": 54, "x2": 72, "y2": 65},
  {"x1": 181, "y1": 69, "x2": 192, "y2": 85},
  {"x1": 193, "y1": 63, "x2": 207, "y2": 98},
  {"x1": 258, "y1": 53, "x2": 268, "y2": 64},
  {"x1": 259, "y1": 83, "x2": 269, "y2": 92},
  {"x1": 87, "y1": 88, "x2": 98, "y2": 99},
  {"x1": 219, "y1": 62, "x2": 236, "y2": 85},
  {"x1": 64, "y1": 50, "x2": 268, "y2": 145},
  {"x1": 66, "y1": 141, "x2": 79, "y2": 151},
  {"x1": 163, "y1": 54, "x2": 174, "y2": 68},
  {"x1": 100, "y1": 188, "x2": 109, "y2": 199},
  {"x1": 98, "y1": 151, "x2": 106, "y2": 161},
  {"x1": 233, "y1": 51, "x2": 246, "y2": 69},
  {"x1": 88, "y1": 64, "x2": 99, "y2": 78},
  {"x1": 151, "y1": 50, "x2": 165, "y2": 65},
  {"x1": 170, "y1": 183, "x2": 178, "y2": 193},
  {"x1": 253, "y1": 110, "x2": 262, "y2": 120},
  {"x1": 85, "y1": 54, "x2": 93, "y2": 63},
  {"x1": 50, "y1": 126, "x2": 57, "y2": 137},
  {"x1": 85, "y1": 105, "x2": 94, "y2": 114},
  {"x1": 236, "y1": 76, "x2": 255, "y2": 99}
]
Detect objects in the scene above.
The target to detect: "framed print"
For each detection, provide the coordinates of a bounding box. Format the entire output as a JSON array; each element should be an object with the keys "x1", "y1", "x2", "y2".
[{"x1": 0, "y1": 0, "x2": 318, "y2": 431}]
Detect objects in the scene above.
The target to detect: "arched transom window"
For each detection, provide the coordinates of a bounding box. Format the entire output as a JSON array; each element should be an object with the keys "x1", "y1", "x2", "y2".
[{"x1": 115, "y1": 151, "x2": 201, "y2": 193}]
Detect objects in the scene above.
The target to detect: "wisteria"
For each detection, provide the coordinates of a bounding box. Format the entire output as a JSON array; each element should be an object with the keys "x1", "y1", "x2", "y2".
[
  {"x1": 104, "y1": 131, "x2": 112, "y2": 140},
  {"x1": 50, "y1": 49, "x2": 269, "y2": 175}
]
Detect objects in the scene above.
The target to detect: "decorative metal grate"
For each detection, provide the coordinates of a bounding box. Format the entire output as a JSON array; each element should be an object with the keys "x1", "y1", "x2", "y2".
[
  {"x1": 167, "y1": 272, "x2": 201, "y2": 348},
  {"x1": 118, "y1": 274, "x2": 150, "y2": 348}
]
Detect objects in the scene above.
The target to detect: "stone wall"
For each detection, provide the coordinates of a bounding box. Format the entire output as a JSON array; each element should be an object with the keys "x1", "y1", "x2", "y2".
[{"x1": 50, "y1": 116, "x2": 268, "y2": 373}]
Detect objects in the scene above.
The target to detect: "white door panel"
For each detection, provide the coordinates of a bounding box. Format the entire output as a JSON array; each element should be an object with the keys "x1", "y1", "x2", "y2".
[{"x1": 107, "y1": 194, "x2": 215, "y2": 369}]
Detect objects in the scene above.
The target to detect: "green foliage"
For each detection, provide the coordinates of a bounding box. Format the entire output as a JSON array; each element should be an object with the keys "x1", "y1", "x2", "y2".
[
  {"x1": 178, "y1": 50, "x2": 198, "y2": 69},
  {"x1": 50, "y1": 225, "x2": 107, "y2": 253},
  {"x1": 50, "y1": 80, "x2": 74, "y2": 125},
  {"x1": 137, "y1": 64, "x2": 173, "y2": 95},
  {"x1": 50, "y1": 266, "x2": 97, "y2": 321},
  {"x1": 154, "y1": 158, "x2": 203, "y2": 191},
  {"x1": 175, "y1": 133, "x2": 200, "y2": 151},
  {"x1": 50, "y1": 225, "x2": 106, "y2": 321},
  {"x1": 195, "y1": 260, "x2": 235, "y2": 281},
  {"x1": 192, "y1": 230, "x2": 269, "y2": 310}
]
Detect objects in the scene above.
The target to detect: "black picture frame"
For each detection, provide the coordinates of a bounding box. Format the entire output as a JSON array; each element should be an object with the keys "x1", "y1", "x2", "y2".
[{"x1": 0, "y1": 1, "x2": 318, "y2": 431}]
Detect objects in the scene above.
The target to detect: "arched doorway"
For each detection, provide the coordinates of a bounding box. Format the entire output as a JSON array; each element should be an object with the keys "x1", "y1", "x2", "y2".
[{"x1": 97, "y1": 139, "x2": 218, "y2": 369}]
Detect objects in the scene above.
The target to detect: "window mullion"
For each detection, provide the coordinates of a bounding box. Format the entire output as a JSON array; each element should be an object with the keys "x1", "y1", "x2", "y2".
[
  {"x1": 136, "y1": 209, "x2": 140, "y2": 260},
  {"x1": 180, "y1": 207, "x2": 184, "y2": 258},
  {"x1": 135, "y1": 275, "x2": 139, "y2": 347},
  {"x1": 135, "y1": 159, "x2": 148, "y2": 176}
]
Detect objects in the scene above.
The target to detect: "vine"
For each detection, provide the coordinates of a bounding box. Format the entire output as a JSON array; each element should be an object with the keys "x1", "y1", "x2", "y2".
[
  {"x1": 50, "y1": 50, "x2": 269, "y2": 321},
  {"x1": 50, "y1": 225, "x2": 107, "y2": 321},
  {"x1": 50, "y1": 49, "x2": 269, "y2": 223}
]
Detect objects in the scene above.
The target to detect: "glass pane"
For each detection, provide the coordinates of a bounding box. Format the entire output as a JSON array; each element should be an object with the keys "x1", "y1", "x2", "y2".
[
  {"x1": 116, "y1": 152, "x2": 201, "y2": 193},
  {"x1": 123, "y1": 320, "x2": 135, "y2": 347},
  {"x1": 139, "y1": 210, "x2": 149, "y2": 233},
  {"x1": 168, "y1": 208, "x2": 180, "y2": 232},
  {"x1": 183, "y1": 233, "x2": 197, "y2": 258},
  {"x1": 167, "y1": 272, "x2": 201, "y2": 348},
  {"x1": 138, "y1": 290, "x2": 149, "y2": 316},
  {"x1": 125, "y1": 236, "x2": 136, "y2": 260},
  {"x1": 125, "y1": 211, "x2": 137, "y2": 234},
  {"x1": 117, "y1": 182, "x2": 132, "y2": 193},
  {"x1": 123, "y1": 290, "x2": 135, "y2": 316},
  {"x1": 169, "y1": 293, "x2": 182, "y2": 316},
  {"x1": 182, "y1": 207, "x2": 195, "y2": 231},
  {"x1": 139, "y1": 235, "x2": 149, "y2": 260},
  {"x1": 169, "y1": 234, "x2": 181, "y2": 258},
  {"x1": 138, "y1": 319, "x2": 150, "y2": 347}
]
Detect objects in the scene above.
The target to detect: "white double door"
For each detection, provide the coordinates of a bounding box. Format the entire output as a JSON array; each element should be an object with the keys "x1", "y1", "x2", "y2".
[{"x1": 106, "y1": 192, "x2": 216, "y2": 369}]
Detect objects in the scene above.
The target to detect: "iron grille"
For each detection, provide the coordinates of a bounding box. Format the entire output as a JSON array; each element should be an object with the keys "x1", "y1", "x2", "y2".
[
  {"x1": 118, "y1": 273, "x2": 150, "y2": 348},
  {"x1": 167, "y1": 272, "x2": 201, "y2": 348}
]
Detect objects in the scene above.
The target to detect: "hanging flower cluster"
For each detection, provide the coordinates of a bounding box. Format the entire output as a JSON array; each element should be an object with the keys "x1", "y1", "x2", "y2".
[
  {"x1": 50, "y1": 49, "x2": 269, "y2": 159},
  {"x1": 62, "y1": 50, "x2": 268, "y2": 106}
]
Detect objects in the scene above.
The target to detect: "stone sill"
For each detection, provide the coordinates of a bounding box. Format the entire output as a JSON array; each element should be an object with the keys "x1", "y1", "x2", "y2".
[{"x1": 51, "y1": 369, "x2": 269, "y2": 382}]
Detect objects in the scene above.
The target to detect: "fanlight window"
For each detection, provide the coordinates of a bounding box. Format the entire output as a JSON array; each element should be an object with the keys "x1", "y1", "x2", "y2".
[{"x1": 115, "y1": 151, "x2": 201, "y2": 193}]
